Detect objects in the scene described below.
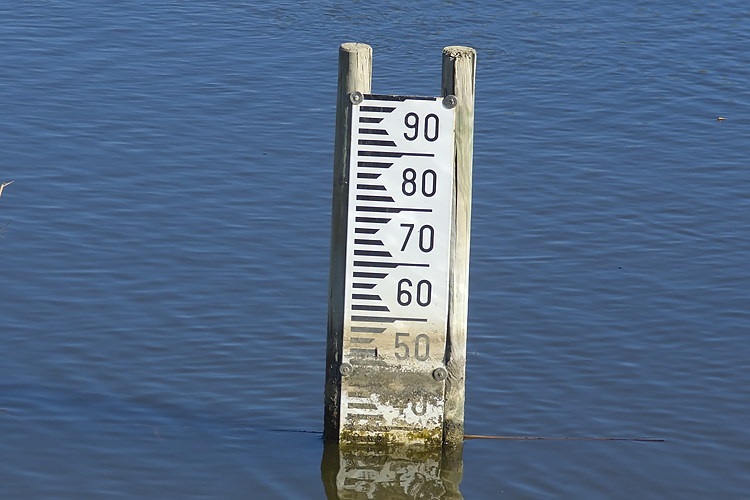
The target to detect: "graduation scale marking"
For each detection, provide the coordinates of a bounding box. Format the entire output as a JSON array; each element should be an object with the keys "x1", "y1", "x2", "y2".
[{"x1": 340, "y1": 94, "x2": 456, "y2": 439}]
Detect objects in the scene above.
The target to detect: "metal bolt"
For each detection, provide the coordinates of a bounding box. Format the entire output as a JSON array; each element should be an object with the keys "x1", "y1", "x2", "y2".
[
  {"x1": 443, "y1": 94, "x2": 458, "y2": 109},
  {"x1": 350, "y1": 91, "x2": 364, "y2": 105},
  {"x1": 340, "y1": 363, "x2": 353, "y2": 376},
  {"x1": 432, "y1": 367, "x2": 448, "y2": 382}
]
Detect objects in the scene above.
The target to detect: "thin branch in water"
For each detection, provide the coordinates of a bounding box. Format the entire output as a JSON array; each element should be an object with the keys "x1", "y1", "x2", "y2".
[
  {"x1": 1, "y1": 181, "x2": 14, "y2": 234},
  {"x1": 0, "y1": 180, "x2": 13, "y2": 199},
  {"x1": 464, "y1": 434, "x2": 665, "y2": 442},
  {"x1": 0, "y1": 409, "x2": 28, "y2": 423}
]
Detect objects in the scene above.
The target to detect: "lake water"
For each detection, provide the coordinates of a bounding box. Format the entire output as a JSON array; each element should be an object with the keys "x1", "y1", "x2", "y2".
[{"x1": 1, "y1": 1, "x2": 748, "y2": 498}]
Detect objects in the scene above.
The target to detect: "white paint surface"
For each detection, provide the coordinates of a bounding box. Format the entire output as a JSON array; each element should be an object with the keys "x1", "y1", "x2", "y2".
[{"x1": 340, "y1": 95, "x2": 456, "y2": 439}]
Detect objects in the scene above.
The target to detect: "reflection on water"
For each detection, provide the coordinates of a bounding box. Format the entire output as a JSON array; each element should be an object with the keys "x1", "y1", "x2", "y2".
[{"x1": 321, "y1": 443, "x2": 463, "y2": 500}]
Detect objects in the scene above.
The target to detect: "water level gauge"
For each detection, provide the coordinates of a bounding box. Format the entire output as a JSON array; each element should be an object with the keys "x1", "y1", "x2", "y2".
[{"x1": 340, "y1": 93, "x2": 456, "y2": 444}]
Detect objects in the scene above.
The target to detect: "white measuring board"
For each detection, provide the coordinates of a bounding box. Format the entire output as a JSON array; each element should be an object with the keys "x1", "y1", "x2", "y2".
[{"x1": 340, "y1": 94, "x2": 456, "y2": 444}]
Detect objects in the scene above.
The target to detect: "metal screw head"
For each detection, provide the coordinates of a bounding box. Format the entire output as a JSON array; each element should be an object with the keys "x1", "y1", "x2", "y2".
[
  {"x1": 443, "y1": 94, "x2": 458, "y2": 109},
  {"x1": 339, "y1": 363, "x2": 353, "y2": 376},
  {"x1": 349, "y1": 91, "x2": 364, "y2": 105},
  {"x1": 432, "y1": 367, "x2": 448, "y2": 382}
]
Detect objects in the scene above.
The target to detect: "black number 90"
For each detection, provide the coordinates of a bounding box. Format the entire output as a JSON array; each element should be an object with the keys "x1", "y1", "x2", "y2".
[{"x1": 404, "y1": 112, "x2": 439, "y2": 142}]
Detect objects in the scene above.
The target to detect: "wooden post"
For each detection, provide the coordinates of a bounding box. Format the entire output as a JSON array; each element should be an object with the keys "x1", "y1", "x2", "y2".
[
  {"x1": 324, "y1": 43, "x2": 372, "y2": 442},
  {"x1": 441, "y1": 46, "x2": 476, "y2": 447}
]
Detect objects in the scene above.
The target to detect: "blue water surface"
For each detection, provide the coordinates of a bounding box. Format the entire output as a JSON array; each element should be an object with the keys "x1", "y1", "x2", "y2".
[{"x1": 1, "y1": 1, "x2": 748, "y2": 498}]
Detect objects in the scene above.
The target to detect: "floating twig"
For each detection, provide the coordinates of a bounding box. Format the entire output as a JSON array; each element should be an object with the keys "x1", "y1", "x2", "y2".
[
  {"x1": 0, "y1": 408, "x2": 28, "y2": 422},
  {"x1": 1, "y1": 181, "x2": 14, "y2": 233},
  {"x1": 464, "y1": 434, "x2": 664, "y2": 442},
  {"x1": 0, "y1": 180, "x2": 13, "y2": 198}
]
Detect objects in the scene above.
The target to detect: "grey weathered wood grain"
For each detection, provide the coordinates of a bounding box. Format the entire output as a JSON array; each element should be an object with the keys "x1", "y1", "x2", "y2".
[
  {"x1": 324, "y1": 43, "x2": 372, "y2": 442},
  {"x1": 441, "y1": 45, "x2": 476, "y2": 447}
]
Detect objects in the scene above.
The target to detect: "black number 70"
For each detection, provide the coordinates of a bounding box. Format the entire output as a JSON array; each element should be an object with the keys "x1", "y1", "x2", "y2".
[{"x1": 400, "y1": 223, "x2": 435, "y2": 252}]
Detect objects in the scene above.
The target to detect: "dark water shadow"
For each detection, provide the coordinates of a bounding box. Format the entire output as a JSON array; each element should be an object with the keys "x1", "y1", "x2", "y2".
[{"x1": 321, "y1": 443, "x2": 463, "y2": 500}]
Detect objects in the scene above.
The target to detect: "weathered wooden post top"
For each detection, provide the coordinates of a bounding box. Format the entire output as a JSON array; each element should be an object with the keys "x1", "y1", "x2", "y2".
[{"x1": 325, "y1": 43, "x2": 476, "y2": 447}]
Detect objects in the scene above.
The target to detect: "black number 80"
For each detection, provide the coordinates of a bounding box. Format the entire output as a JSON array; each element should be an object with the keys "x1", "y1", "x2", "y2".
[{"x1": 402, "y1": 168, "x2": 437, "y2": 197}]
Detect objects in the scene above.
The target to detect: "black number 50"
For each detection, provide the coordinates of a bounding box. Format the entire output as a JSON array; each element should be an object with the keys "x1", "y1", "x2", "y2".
[{"x1": 395, "y1": 332, "x2": 431, "y2": 361}]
